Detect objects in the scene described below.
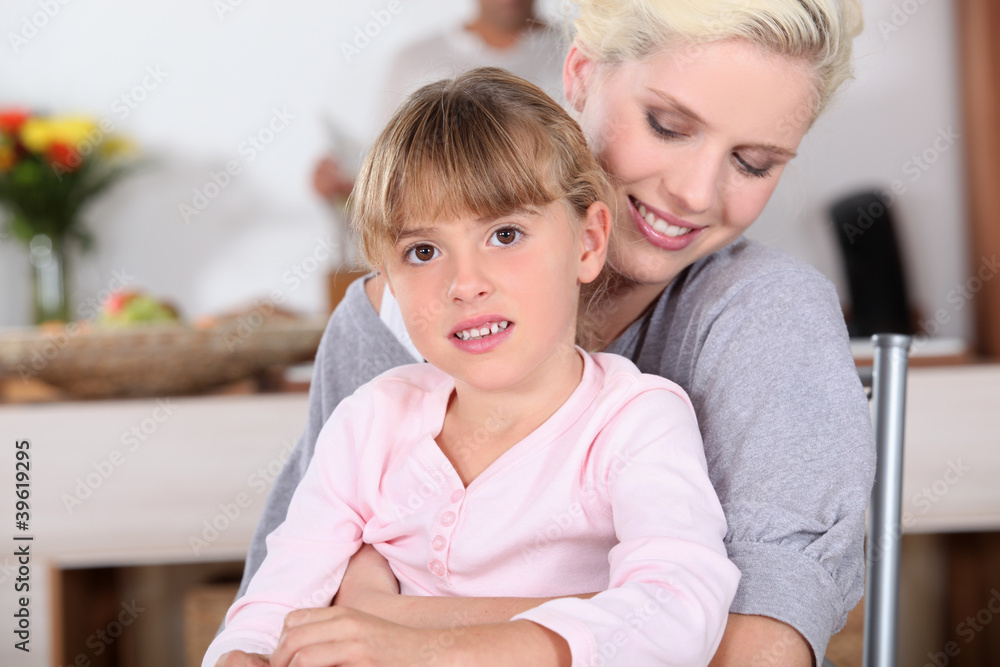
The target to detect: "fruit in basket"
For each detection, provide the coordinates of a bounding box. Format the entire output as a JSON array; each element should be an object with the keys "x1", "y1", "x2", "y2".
[{"x1": 99, "y1": 290, "x2": 179, "y2": 326}]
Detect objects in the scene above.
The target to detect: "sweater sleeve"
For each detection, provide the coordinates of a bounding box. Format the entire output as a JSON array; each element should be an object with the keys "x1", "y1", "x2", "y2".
[
  {"x1": 513, "y1": 388, "x2": 741, "y2": 667},
  {"x1": 202, "y1": 391, "x2": 370, "y2": 667},
  {"x1": 688, "y1": 267, "x2": 875, "y2": 664}
]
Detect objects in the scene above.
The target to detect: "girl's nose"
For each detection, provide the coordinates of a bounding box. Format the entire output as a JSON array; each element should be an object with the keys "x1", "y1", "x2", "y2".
[
  {"x1": 662, "y1": 148, "x2": 720, "y2": 215},
  {"x1": 446, "y1": 256, "x2": 493, "y2": 303}
]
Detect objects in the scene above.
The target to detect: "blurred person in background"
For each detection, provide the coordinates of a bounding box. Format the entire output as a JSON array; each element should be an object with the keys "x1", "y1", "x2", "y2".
[{"x1": 313, "y1": 0, "x2": 563, "y2": 203}]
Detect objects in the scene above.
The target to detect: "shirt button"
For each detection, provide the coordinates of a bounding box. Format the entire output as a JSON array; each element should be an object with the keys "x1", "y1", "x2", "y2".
[
  {"x1": 431, "y1": 535, "x2": 446, "y2": 550},
  {"x1": 429, "y1": 560, "x2": 445, "y2": 577},
  {"x1": 450, "y1": 489, "x2": 464, "y2": 503},
  {"x1": 440, "y1": 511, "x2": 456, "y2": 526}
]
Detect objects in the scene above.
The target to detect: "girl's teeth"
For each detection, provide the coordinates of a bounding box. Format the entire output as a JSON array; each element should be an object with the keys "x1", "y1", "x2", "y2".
[
  {"x1": 637, "y1": 202, "x2": 691, "y2": 237},
  {"x1": 456, "y1": 321, "x2": 510, "y2": 340}
]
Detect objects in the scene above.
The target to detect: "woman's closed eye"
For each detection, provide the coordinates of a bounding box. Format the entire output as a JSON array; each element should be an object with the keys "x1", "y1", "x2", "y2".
[
  {"x1": 732, "y1": 152, "x2": 774, "y2": 179},
  {"x1": 403, "y1": 243, "x2": 440, "y2": 264},
  {"x1": 645, "y1": 111, "x2": 686, "y2": 140}
]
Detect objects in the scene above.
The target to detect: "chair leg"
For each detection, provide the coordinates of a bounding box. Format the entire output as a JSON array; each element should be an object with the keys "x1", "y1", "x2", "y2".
[{"x1": 862, "y1": 334, "x2": 911, "y2": 667}]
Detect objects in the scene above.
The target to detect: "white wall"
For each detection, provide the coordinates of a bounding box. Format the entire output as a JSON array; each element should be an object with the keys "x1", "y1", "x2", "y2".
[
  {"x1": 748, "y1": 0, "x2": 970, "y2": 339},
  {"x1": 0, "y1": 0, "x2": 970, "y2": 341}
]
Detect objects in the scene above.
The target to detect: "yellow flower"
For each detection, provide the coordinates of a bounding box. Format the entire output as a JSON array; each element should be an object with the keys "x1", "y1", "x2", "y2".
[
  {"x1": 20, "y1": 116, "x2": 99, "y2": 154},
  {"x1": 100, "y1": 135, "x2": 136, "y2": 158}
]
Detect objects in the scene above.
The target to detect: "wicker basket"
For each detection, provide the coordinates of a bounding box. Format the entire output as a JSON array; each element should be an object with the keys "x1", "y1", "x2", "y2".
[{"x1": 0, "y1": 317, "x2": 327, "y2": 399}]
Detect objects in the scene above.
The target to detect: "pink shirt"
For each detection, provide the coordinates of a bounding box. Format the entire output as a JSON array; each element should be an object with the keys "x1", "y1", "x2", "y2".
[{"x1": 205, "y1": 351, "x2": 740, "y2": 667}]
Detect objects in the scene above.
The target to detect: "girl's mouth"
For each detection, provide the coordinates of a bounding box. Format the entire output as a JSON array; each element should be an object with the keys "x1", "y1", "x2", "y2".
[
  {"x1": 454, "y1": 320, "x2": 510, "y2": 341},
  {"x1": 627, "y1": 196, "x2": 705, "y2": 250}
]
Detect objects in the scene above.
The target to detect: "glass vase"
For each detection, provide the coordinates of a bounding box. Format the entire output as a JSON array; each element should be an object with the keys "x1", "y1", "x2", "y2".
[{"x1": 28, "y1": 233, "x2": 70, "y2": 324}]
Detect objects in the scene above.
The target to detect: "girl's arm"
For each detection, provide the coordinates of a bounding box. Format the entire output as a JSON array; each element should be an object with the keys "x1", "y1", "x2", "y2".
[
  {"x1": 235, "y1": 277, "x2": 416, "y2": 604},
  {"x1": 511, "y1": 386, "x2": 741, "y2": 666},
  {"x1": 334, "y1": 543, "x2": 598, "y2": 627},
  {"x1": 266, "y1": 608, "x2": 572, "y2": 667}
]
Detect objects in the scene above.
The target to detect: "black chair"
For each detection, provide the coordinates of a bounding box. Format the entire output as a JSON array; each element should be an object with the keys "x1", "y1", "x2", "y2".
[{"x1": 830, "y1": 192, "x2": 914, "y2": 337}]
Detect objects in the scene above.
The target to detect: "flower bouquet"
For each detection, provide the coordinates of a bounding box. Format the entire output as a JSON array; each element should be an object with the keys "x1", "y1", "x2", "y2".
[{"x1": 0, "y1": 109, "x2": 137, "y2": 323}]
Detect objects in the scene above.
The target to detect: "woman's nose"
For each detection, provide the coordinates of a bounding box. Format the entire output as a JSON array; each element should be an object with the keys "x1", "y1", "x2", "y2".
[{"x1": 662, "y1": 148, "x2": 721, "y2": 215}]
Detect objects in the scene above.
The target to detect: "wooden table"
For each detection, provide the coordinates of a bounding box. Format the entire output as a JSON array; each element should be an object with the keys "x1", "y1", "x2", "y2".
[{"x1": 0, "y1": 364, "x2": 997, "y2": 666}]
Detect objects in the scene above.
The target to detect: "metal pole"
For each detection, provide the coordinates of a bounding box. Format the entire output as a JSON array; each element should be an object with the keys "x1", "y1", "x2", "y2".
[{"x1": 862, "y1": 333, "x2": 912, "y2": 667}]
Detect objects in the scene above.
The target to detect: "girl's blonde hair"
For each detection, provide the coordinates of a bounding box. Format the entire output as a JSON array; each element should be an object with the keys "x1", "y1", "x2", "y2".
[
  {"x1": 351, "y1": 67, "x2": 613, "y2": 268},
  {"x1": 572, "y1": 0, "x2": 863, "y2": 118}
]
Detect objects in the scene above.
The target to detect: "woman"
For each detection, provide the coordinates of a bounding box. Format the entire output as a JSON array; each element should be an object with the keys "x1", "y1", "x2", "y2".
[{"x1": 233, "y1": 1, "x2": 873, "y2": 665}]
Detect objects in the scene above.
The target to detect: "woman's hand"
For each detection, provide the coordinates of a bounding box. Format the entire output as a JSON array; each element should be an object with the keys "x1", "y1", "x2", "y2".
[
  {"x1": 270, "y1": 607, "x2": 435, "y2": 667},
  {"x1": 333, "y1": 543, "x2": 400, "y2": 617}
]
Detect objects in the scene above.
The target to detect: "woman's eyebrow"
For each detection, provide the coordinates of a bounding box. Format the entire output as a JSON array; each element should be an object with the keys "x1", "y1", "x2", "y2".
[{"x1": 646, "y1": 89, "x2": 705, "y2": 125}]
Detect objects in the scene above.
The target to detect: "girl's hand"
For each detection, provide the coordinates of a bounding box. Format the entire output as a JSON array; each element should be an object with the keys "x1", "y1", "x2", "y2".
[
  {"x1": 214, "y1": 651, "x2": 270, "y2": 666},
  {"x1": 333, "y1": 543, "x2": 400, "y2": 615},
  {"x1": 271, "y1": 607, "x2": 436, "y2": 667}
]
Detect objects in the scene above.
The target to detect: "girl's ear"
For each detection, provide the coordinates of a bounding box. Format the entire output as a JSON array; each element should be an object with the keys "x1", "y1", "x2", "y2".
[
  {"x1": 577, "y1": 201, "x2": 611, "y2": 285},
  {"x1": 564, "y1": 45, "x2": 596, "y2": 113}
]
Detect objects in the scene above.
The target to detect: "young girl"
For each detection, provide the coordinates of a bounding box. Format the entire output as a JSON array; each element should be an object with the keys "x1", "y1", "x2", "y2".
[{"x1": 204, "y1": 67, "x2": 739, "y2": 667}]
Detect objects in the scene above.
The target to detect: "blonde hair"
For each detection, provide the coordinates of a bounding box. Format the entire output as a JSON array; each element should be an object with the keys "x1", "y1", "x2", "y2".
[
  {"x1": 351, "y1": 67, "x2": 613, "y2": 268},
  {"x1": 571, "y1": 0, "x2": 863, "y2": 118}
]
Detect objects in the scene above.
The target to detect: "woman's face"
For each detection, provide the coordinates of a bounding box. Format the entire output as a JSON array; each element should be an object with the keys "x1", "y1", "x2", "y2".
[{"x1": 565, "y1": 39, "x2": 816, "y2": 287}]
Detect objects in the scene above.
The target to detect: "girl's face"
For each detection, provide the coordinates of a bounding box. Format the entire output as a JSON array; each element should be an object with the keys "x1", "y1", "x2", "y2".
[
  {"x1": 565, "y1": 39, "x2": 816, "y2": 287},
  {"x1": 381, "y1": 200, "x2": 608, "y2": 394}
]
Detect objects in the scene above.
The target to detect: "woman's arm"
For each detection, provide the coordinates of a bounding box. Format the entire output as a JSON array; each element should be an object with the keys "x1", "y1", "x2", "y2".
[
  {"x1": 334, "y1": 544, "x2": 598, "y2": 627},
  {"x1": 711, "y1": 614, "x2": 812, "y2": 666},
  {"x1": 657, "y1": 248, "x2": 875, "y2": 665}
]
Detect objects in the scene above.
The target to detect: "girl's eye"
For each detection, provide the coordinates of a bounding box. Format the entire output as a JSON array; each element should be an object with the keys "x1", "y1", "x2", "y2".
[
  {"x1": 488, "y1": 226, "x2": 522, "y2": 247},
  {"x1": 733, "y1": 153, "x2": 773, "y2": 179},
  {"x1": 645, "y1": 111, "x2": 685, "y2": 140},
  {"x1": 404, "y1": 244, "x2": 440, "y2": 263}
]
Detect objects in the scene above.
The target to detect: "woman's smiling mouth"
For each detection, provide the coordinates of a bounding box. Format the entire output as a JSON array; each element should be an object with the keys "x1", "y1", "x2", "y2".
[{"x1": 627, "y1": 196, "x2": 706, "y2": 250}]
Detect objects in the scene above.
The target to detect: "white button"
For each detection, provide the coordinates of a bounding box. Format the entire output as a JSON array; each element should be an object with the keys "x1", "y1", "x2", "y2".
[
  {"x1": 429, "y1": 560, "x2": 445, "y2": 576},
  {"x1": 440, "y1": 511, "x2": 456, "y2": 526},
  {"x1": 431, "y1": 535, "x2": 446, "y2": 550},
  {"x1": 450, "y1": 489, "x2": 464, "y2": 503}
]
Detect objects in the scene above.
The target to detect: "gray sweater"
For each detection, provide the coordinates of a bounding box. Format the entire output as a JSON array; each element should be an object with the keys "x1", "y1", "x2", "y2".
[{"x1": 236, "y1": 237, "x2": 874, "y2": 664}]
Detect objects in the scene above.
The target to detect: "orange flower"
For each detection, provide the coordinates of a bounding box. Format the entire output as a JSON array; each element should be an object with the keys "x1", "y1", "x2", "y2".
[
  {"x1": 0, "y1": 109, "x2": 30, "y2": 136},
  {"x1": 0, "y1": 145, "x2": 15, "y2": 171},
  {"x1": 47, "y1": 142, "x2": 82, "y2": 171}
]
